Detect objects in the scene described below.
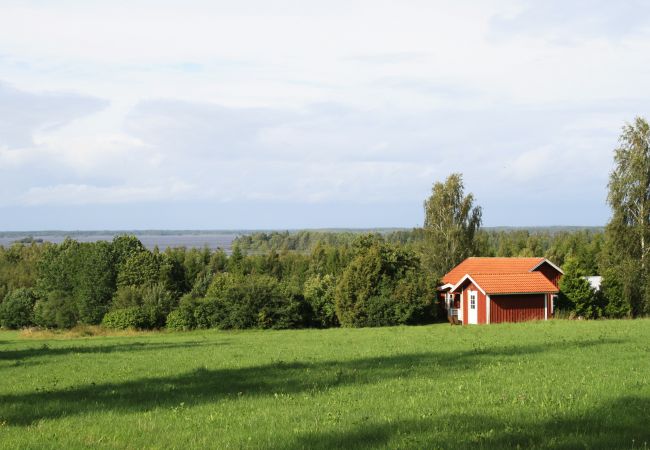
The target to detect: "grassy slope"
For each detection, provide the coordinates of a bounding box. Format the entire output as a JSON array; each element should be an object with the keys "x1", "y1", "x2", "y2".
[{"x1": 0, "y1": 320, "x2": 648, "y2": 449}]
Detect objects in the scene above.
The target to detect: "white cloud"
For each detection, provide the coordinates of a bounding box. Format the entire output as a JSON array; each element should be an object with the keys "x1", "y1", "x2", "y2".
[
  {"x1": 0, "y1": 0, "x2": 648, "y2": 228},
  {"x1": 0, "y1": 81, "x2": 108, "y2": 147},
  {"x1": 17, "y1": 180, "x2": 197, "y2": 206}
]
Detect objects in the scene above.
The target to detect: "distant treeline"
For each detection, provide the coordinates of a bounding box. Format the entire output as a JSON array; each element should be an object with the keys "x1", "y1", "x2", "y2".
[
  {"x1": 234, "y1": 229, "x2": 426, "y2": 252},
  {"x1": 233, "y1": 228, "x2": 603, "y2": 274}
]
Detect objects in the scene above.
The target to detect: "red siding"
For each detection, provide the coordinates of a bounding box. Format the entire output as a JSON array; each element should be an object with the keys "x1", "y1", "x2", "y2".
[
  {"x1": 460, "y1": 281, "x2": 487, "y2": 325},
  {"x1": 533, "y1": 262, "x2": 562, "y2": 288},
  {"x1": 490, "y1": 294, "x2": 545, "y2": 323},
  {"x1": 532, "y1": 262, "x2": 561, "y2": 316}
]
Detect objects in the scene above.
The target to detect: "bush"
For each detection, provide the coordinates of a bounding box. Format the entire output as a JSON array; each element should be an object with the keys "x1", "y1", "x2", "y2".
[
  {"x1": 303, "y1": 274, "x2": 338, "y2": 327},
  {"x1": 111, "y1": 285, "x2": 143, "y2": 310},
  {"x1": 335, "y1": 239, "x2": 434, "y2": 327},
  {"x1": 166, "y1": 294, "x2": 202, "y2": 331},
  {"x1": 559, "y1": 258, "x2": 606, "y2": 319},
  {"x1": 33, "y1": 291, "x2": 78, "y2": 329},
  {"x1": 109, "y1": 283, "x2": 177, "y2": 329},
  {"x1": 204, "y1": 273, "x2": 305, "y2": 329},
  {"x1": 0, "y1": 288, "x2": 37, "y2": 329},
  {"x1": 102, "y1": 307, "x2": 148, "y2": 329},
  {"x1": 141, "y1": 283, "x2": 177, "y2": 328},
  {"x1": 166, "y1": 309, "x2": 191, "y2": 331},
  {"x1": 390, "y1": 271, "x2": 436, "y2": 324}
]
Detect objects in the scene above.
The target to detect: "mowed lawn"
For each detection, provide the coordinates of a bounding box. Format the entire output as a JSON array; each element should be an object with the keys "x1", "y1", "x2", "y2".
[{"x1": 0, "y1": 321, "x2": 649, "y2": 449}]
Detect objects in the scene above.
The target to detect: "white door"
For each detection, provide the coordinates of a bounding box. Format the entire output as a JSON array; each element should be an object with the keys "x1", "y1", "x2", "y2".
[{"x1": 468, "y1": 291, "x2": 478, "y2": 324}]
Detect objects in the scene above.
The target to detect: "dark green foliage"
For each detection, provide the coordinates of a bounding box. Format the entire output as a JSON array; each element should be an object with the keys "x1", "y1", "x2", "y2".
[
  {"x1": 116, "y1": 251, "x2": 161, "y2": 288},
  {"x1": 0, "y1": 288, "x2": 37, "y2": 329},
  {"x1": 208, "y1": 249, "x2": 228, "y2": 273},
  {"x1": 165, "y1": 293, "x2": 204, "y2": 331},
  {"x1": 303, "y1": 274, "x2": 338, "y2": 327},
  {"x1": 111, "y1": 235, "x2": 146, "y2": 268},
  {"x1": 37, "y1": 239, "x2": 116, "y2": 325},
  {"x1": 309, "y1": 243, "x2": 352, "y2": 277},
  {"x1": 141, "y1": 284, "x2": 177, "y2": 328},
  {"x1": 166, "y1": 294, "x2": 211, "y2": 331},
  {"x1": 109, "y1": 283, "x2": 177, "y2": 329},
  {"x1": 423, "y1": 173, "x2": 482, "y2": 277},
  {"x1": 0, "y1": 244, "x2": 45, "y2": 301},
  {"x1": 390, "y1": 271, "x2": 437, "y2": 325},
  {"x1": 558, "y1": 259, "x2": 605, "y2": 319},
  {"x1": 335, "y1": 235, "x2": 434, "y2": 327},
  {"x1": 204, "y1": 273, "x2": 304, "y2": 329},
  {"x1": 599, "y1": 264, "x2": 633, "y2": 318},
  {"x1": 74, "y1": 241, "x2": 116, "y2": 324},
  {"x1": 0, "y1": 218, "x2": 642, "y2": 329},
  {"x1": 227, "y1": 245, "x2": 245, "y2": 274},
  {"x1": 102, "y1": 308, "x2": 149, "y2": 330},
  {"x1": 165, "y1": 308, "x2": 191, "y2": 331},
  {"x1": 34, "y1": 291, "x2": 78, "y2": 329},
  {"x1": 189, "y1": 272, "x2": 213, "y2": 298},
  {"x1": 601, "y1": 117, "x2": 650, "y2": 317}
]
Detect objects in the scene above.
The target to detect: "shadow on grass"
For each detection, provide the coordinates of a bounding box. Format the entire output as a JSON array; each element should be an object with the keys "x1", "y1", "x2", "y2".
[
  {"x1": 0, "y1": 340, "x2": 222, "y2": 361},
  {"x1": 0, "y1": 338, "x2": 626, "y2": 427},
  {"x1": 288, "y1": 396, "x2": 650, "y2": 449}
]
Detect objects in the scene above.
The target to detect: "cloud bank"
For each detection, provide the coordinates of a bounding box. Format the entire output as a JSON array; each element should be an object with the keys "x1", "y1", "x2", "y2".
[{"x1": 0, "y1": 0, "x2": 648, "y2": 229}]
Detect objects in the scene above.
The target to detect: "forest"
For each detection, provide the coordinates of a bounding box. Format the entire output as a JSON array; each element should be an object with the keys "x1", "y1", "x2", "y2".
[
  {"x1": 0, "y1": 225, "x2": 616, "y2": 331},
  {"x1": 0, "y1": 117, "x2": 649, "y2": 330}
]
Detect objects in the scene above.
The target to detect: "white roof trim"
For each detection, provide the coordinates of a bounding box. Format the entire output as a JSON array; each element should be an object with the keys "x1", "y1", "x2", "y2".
[
  {"x1": 450, "y1": 274, "x2": 487, "y2": 296},
  {"x1": 530, "y1": 258, "x2": 564, "y2": 275},
  {"x1": 437, "y1": 283, "x2": 454, "y2": 291}
]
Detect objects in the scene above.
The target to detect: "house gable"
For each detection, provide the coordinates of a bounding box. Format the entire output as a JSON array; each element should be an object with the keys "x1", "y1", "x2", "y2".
[{"x1": 530, "y1": 260, "x2": 563, "y2": 288}]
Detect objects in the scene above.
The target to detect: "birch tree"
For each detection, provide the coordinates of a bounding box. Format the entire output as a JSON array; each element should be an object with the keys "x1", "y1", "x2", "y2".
[
  {"x1": 423, "y1": 173, "x2": 482, "y2": 277},
  {"x1": 602, "y1": 117, "x2": 650, "y2": 316}
]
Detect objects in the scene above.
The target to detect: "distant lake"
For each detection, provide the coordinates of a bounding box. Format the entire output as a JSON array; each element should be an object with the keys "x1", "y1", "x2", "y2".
[{"x1": 0, "y1": 234, "x2": 238, "y2": 252}]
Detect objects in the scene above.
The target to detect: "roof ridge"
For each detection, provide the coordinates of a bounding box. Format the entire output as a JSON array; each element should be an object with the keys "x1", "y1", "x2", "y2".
[
  {"x1": 469, "y1": 271, "x2": 540, "y2": 274},
  {"x1": 469, "y1": 272, "x2": 546, "y2": 276},
  {"x1": 466, "y1": 256, "x2": 545, "y2": 259}
]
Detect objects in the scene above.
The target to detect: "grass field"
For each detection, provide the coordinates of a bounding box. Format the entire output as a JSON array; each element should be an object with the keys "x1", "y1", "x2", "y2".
[{"x1": 0, "y1": 320, "x2": 649, "y2": 449}]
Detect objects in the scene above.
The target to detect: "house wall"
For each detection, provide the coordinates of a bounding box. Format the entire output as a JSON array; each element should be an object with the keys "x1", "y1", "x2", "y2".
[
  {"x1": 490, "y1": 294, "x2": 545, "y2": 323},
  {"x1": 534, "y1": 262, "x2": 562, "y2": 288},
  {"x1": 461, "y1": 281, "x2": 487, "y2": 325},
  {"x1": 533, "y1": 261, "x2": 562, "y2": 315}
]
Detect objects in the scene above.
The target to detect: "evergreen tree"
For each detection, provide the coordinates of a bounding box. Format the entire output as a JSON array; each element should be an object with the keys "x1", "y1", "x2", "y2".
[{"x1": 559, "y1": 258, "x2": 604, "y2": 318}]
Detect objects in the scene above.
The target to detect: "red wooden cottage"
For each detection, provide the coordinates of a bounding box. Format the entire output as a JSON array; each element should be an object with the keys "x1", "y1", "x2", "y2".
[{"x1": 439, "y1": 257, "x2": 563, "y2": 324}]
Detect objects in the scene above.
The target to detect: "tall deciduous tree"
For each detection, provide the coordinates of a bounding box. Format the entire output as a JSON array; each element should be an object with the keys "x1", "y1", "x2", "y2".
[
  {"x1": 602, "y1": 117, "x2": 650, "y2": 317},
  {"x1": 423, "y1": 173, "x2": 482, "y2": 277}
]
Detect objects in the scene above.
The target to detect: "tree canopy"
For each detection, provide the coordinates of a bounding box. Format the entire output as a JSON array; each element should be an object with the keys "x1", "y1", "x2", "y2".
[
  {"x1": 602, "y1": 117, "x2": 650, "y2": 317},
  {"x1": 423, "y1": 173, "x2": 482, "y2": 277}
]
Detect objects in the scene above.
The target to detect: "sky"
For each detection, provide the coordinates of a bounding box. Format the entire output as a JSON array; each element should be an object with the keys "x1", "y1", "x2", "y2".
[{"x1": 1, "y1": 0, "x2": 649, "y2": 230}]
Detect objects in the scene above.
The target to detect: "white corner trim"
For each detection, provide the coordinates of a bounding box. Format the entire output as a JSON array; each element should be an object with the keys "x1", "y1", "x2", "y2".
[
  {"x1": 530, "y1": 258, "x2": 564, "y2": 275},
  {"x1": 544, "y1": 294, "x2": 548, "y2": 320},
  {"x1": 486, "y1": 295, "x2": 491, "y2": 324},
  {"x1": 437, "y1": 283, "x2": 454, "y2": 291}
]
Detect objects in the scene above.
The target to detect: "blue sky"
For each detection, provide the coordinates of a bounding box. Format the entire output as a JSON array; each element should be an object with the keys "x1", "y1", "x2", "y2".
[{"x1": 1, "y1": 0, "x2": 649, "y2": 230}]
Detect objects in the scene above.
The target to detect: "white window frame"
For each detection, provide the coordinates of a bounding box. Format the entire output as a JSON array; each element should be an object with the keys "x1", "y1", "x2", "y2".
[{"x1": 469, "y1": 291, "x2": 477, "y2": 310}]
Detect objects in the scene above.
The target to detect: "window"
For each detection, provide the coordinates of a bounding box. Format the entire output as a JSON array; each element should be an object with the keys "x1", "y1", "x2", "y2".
[{"x1": 469, "y1": 292, "x2": 477, "y2": 310}]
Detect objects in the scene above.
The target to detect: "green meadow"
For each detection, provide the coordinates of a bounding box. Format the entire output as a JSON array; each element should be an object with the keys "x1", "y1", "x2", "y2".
[{"x1": 0, "y1": 320, "x2": 649, "y2": 449}]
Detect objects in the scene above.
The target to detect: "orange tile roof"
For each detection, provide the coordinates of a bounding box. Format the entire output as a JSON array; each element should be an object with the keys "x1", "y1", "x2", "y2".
[
  {"x1": 442, "y1": 257, "x2": 545, "y2": 285},
  {"x1": 457, "y1": 272, "x2": 558, "y2": 295}
]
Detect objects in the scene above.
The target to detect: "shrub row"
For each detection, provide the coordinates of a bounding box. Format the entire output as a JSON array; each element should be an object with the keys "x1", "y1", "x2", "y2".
[{"x1": 0, "y1": 235, "x2": 437, "y2": 330}]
